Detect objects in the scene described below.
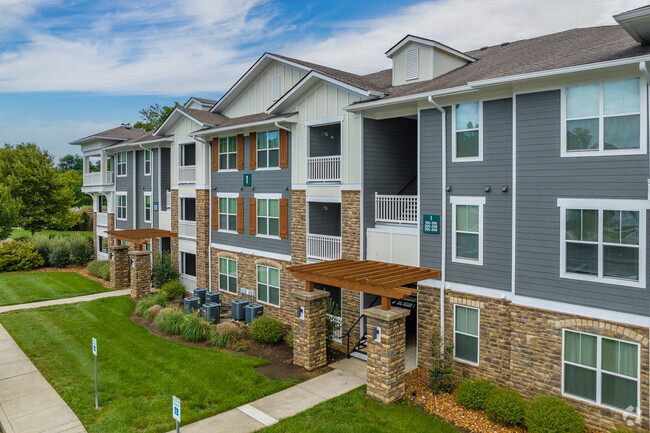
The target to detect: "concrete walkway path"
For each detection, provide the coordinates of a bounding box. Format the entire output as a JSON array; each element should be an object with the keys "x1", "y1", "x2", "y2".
[
  {"x1": 169, "y1": 358, "x2": 367, "y2": 433},
  {"x1": 0, "y1": 289, "x2": 130, "y2": 314}
]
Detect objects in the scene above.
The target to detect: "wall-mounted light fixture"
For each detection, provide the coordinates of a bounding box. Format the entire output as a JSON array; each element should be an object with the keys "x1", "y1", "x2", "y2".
[
  {"x1": 501, "y1": 185, "x2": 509, "y2": 193},
  {"x1": 446, "y1": 185, "x2": 452, "y2": 192},
  {"x1": 484, "y1": 186, "x2": 491, "y2": 193}
]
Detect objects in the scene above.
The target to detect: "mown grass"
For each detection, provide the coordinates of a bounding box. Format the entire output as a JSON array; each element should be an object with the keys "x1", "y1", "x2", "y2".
[
  {"x1": 260, "y1": 386, "x2": 460, "y2": 433},
  {"x1": 0, "y1": 272, "x2": 109, "y2": 306},
  {"x1": 0, "y1": 296, "x2": 292, "y2": 432},
  {"x1": 9, "y1": 229, "x2": 92, "y2": 239}
]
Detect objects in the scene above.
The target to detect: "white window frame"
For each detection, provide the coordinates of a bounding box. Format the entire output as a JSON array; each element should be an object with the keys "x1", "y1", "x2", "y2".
[
  {"x1": 217, "y1": 192, "x2": 238, "y2": 234},
  {"x1": 179, "y1": 196, "x2": 196, "y2": 222},
  {"x1": 144, "y1": 150, "x2": 151, "y2": 176},
  {"x1": 256, "y1": 130, "x2": 281, "y2": 170},
  {"x1": 450, "y1": 196, "x2": 485, "y2": 266},
  {"x1": 561, "y1": 78, "x2": 647, "y2": 157},
  {"x1": 218, "y1": 136, "x2": 238, "y2": 172},
  {"x1": 255, "y1": 193, "x2": 282, "y2": 240},
  {"x1": 116, "y1": 192, "x2": 128, "y2": 221},
  {"x1": 452, "y1": 101, "x2": 483, "y2": 162},
  {"x1": 558, "y1": 198, "x2": 647, "y2": 289},
  {"x1": 218, "y1": 257, "x2": 238, "y2": 294},
  {"x1": 116, "y1": 152, "x2": 127, "y2": 177},
  {"x1": 143, "y1": 192, "x2": 151, "y2": 223},
  {"x1": 562, "y1": 329, "x2": 641, "y2": 416},
  {"x1": 453, "y1": 305, "x2": 480, "y2": 366},
  {"x1": 256, "y1": 264, "x2": 281, "y2": 307},
  {"x1": 180, "y1": 251, "x2": 197, "y2": 279}
]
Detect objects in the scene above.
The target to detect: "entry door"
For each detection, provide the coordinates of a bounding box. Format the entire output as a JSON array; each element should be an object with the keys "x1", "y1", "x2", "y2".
[{"x1": 360, "y1": 292, "x2": 381, "y2": 338}]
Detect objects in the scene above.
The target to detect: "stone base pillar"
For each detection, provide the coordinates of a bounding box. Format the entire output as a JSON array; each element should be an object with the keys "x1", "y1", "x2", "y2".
[
  {"x1": 195, "y1": 189, "x2": 210, "y2": 288},
  {"x1": 129, "y1": 250, "x2": 152, "y2": 299},
  {"x1": 151, "y1": 238, "x2": 160, "y2": 263},
  {"x1": 110, "y1": 245, "x2": 130, "y2": 289},
  {"x1": 365, "y1": 305, "x2": 410, "y2": 404},
  {"x1": 292, "y1": 288, "x2": 329, "y2": 371},
  {"x1": 170, "y1": 189, "x2": 179, "y2": 267}
]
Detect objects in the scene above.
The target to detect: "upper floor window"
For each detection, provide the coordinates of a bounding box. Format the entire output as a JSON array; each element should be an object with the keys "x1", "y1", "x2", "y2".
[
  {"x1": 144, "y1": 150, "x2": 151, "y2": 175},
  {"x1": 563, "y1": 78, "x2": 646, "y2": 156},
  {"x1": 218, "y1": 196, "x2": 237, "y2": 232},
  {"x1": 451, "y1": 196, "x2": 484, "y2": 265},
  {"x1": 559, "y1": 198, "x2": 646, "y2": 288},
  {"x1": 257, "y1": 198, "x2": 279, "y2": 237},
  {"x1": 116, "y1": 193, "x2": 127, "y2": 220},
  {"x1": 453, "y1": 102, "x2": 482, "y2": 161},
  {"x1": 180, "y1": 143, "x2": 195, "y2": 166},
  {"x1": 218, "y1": 137, "x2": 237, "y2": 171},
  {"x1": 180, "y1": 197, "x2": 196, "y2": 222},
  {"x1": 257, "y1": 131, "x2": 280, "y2": 169},
  {"x1": 144, "y1": 192, "x2": 151, "y2": 223},
  {"x1": 117, "y1": 152, "x2": 127, "y2": 177}
]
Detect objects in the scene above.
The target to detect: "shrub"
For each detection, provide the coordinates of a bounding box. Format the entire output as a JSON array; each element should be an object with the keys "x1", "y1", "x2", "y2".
[
  {"x1": 69, "y1": 235, "x2": 93, "y2": 265},
  {"x1": 135, "y1": 294, "x2": 168, "y2": 319},
  {"x1": 484, "y1": 388, "x2": 527, "y2": 426},
  {"x1": 161, "y1": 279, "x2": 186, "y2": 299},
  {"x1": 148, "y1": 305, "x2": 163, "y2": 317},
  {"x1": 236, "y1": 345, "x2": 247, "y2": 352},
  {"x1": 152, "y1": 252, "x2": 179, "y2": 289},
  {"x1": 429, "y1": 331, "x2": 456, "y2": 394},
  {"x1": 326, "y1": 298, "x2": 340, "y2": 355},
  {"x1": 155, "y1": 307, "x2": 185, "y2": 335},
  {"x1": 31, "y1": 234, "x2": 51, "y2": 266},
  {"x1": 88, "y1": 260, "x2": 110, "y2": 281},
  {"x1": 209, "y1": 322, "x2": 240, "y2": 347},
  {"x1": 48, "y1": 236, "x2": 71, "y2": 267},
  {"x1": 286, "y1": 330, "x2": 294, "y2": 348},
  {"x1": 0, "y1": 241, "x2": 44, "y2": 271},
  {"x1": 455, "y1": 379, "x2": 494, "y2": 410},
  {"x1": 250, "y1": 316, "x2": 285, "y2": 344},
  {"x1": 181, "y1": 312, "x2": 210, "y2": 342},
  {"x1": 525, "y1": 395, "x2": 584, "y2": 433}
]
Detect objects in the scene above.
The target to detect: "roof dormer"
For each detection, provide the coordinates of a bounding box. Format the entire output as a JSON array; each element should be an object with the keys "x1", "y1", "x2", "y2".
[{"x1": 386, "y1": 35, "x2": 475, "y2": 86}]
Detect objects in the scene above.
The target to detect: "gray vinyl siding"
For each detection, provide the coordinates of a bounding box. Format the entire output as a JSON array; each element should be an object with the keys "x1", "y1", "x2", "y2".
[
  {"x1": 515, "y1": 90, "x2": 650, "y2": 315},
  {"x1": 135, "y1": 149, "x2": 155, "y2": 229},
  {"x1": 115, "y1": 150, "x2": 134, "y2": 230},
  {"x1": 445, "y1": 98, "x2": 513, "y2": 291},
  {"x1": 160, "y1": 148, "x2": 171, "y2": 210},
  {"x1": 308, "y1": 202, "x2": 341, "y2": 237},
  {"x1": 419, "y1": 108, "x2": 443, "y2": 269},
  {"x1": 211, "y1": 133, "x2": 292, "y2": 256}
]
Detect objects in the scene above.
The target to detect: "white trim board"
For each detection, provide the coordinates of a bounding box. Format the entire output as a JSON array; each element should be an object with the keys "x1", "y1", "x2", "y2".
[{"x1": 210, "y1": 243, "x2": 291, "y2": 262}]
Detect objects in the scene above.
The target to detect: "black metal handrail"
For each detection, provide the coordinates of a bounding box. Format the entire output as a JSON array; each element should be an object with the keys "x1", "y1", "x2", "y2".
[{"x1": 343, "y1": 296, "x2": 381, "y2": 356}]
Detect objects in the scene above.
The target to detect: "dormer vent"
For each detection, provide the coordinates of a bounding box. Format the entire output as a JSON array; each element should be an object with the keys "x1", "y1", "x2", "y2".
[{"x1": 405, "y1": 48, "x2": 419, "y2": 80}]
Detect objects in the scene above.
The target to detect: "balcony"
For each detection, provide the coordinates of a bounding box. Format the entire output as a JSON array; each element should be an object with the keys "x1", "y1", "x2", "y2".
[
  {"x1": 307, "y1": 156, "x2": 340, "y2": 182},
  {"x1": 96, "y1": 212, "x2": 108, "y2": 227},
  {"x1": 179, "y1": 166, "x2": 196, "y2": 184},
  {"x1": 375, "y1": 194, "x2": 418, "y2": 224},
  {"x1": 83, "y1": 171, "x2": 114, "y2": 187},
  {"x1": 178, "y1": 220, "x2": 196, "y2": 239},
  {"x1": 307, "y1": 233, "x2": 341, "y2": 261}
]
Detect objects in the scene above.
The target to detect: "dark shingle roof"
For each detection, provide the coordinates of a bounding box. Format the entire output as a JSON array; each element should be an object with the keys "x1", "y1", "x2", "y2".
[
  {"x1": 121, "y1": 131, "x2": 173, "y2": 145},
  {"x1": 192, "y1": 97, "x2": 217, "y2": 105},
  {"x1": 178, "y1": 107, "x2": 228, "y2": 125},
  {"x1": 71, "y1": 125, "x2": 146, "y2": 144}
]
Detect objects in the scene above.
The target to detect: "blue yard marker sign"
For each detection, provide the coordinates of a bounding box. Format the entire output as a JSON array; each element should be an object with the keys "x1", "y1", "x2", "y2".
[
  {"x1": 422, "y1": 214, "x2": 440, "y2": 234},
  {"x1": 173, "y1": 395, "x2": 181, "y2": 431}
]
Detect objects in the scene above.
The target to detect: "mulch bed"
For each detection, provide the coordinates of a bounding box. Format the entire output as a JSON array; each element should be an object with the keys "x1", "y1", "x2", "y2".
[{"x1": 2, "y1": 265, "x2": 112, "y2": 289}]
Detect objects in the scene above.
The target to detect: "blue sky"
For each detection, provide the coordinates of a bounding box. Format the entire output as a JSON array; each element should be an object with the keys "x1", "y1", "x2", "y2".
[{"x1": 0, "y1": 0, "x2": 644, "y2": 160}]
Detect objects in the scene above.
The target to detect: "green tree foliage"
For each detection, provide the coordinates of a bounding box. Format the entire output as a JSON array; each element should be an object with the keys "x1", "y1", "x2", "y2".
[
  {"x1": 0, "y1": 184, "x2": 20, "y2": 240},
  {"x1": 58, "y1": 169, "x2": 92, "y2": 207},
  {"x1": 57, "y1": 154, "x2": 83, "y2": 172},
  {"x1": 0, "y1": 143, "x2": 80, "y2": 234},
  {"x1": 133, "y1": 102, "x2": 181, "y2": 131}
]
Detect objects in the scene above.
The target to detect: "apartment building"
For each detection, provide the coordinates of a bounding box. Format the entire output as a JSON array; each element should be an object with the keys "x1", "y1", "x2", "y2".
[{"x1": 72, "y1": 6, "x2": 650, "y2": 430}]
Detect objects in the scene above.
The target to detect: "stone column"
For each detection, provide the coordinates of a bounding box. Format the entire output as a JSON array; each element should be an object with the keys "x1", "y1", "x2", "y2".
[
  {"x1": 365, "y1": 305, "x2": 410, "y2": 404},
  {"x1": 129, "y1": 250, "x2": 152, "y2": 299},
  {"x1": 107, "y1": 213, "x2": 115, "y2": 245},
  {"x1": 110, "y1": 245, "x2": 130, "y2": 289},
  {"x1": 292, "y1": 287, "x2": 329, "y2": 371},
  {"x1": 341, "y1": 190, "x2": 362, "y2": 340},
  {"x1": 151, "y1": 238, "x2": 160, "y2": 263},
  {"x1": 170, "y1": 189, "x2": 179, "y2": 267},
  {"x1": 195, "y1": 189, "x2": 210, "y2": 288}
]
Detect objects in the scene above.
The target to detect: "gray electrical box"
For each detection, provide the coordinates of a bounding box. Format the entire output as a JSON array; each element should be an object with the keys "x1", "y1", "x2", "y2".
[
  {"x1": 184, "y1": 296, "x2": 201, "y2": 314},
  {"x1": 231, "y1": 299, "x2": 249, "y2": 321},
  {"x1": 244, "y1": 304, "x2": 263, "y2": 324},
  {"x1": 203, "y1": 302, "x2": 221, "y2": 324}
]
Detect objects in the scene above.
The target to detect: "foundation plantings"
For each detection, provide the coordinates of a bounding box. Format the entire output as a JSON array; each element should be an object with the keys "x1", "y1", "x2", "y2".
[
  {"x1": 135, "y1": 294, "x2": 168, "y2": 319},
  {"x1": 524, "y1": 396, "x2": 584, "y2": 433},
  {"x1": 209, "y1": 322, "x2": 240, "y2": 348},
  {"x1": 160, "y1": 279, "x2": 185, "y2": 299},
  {"x1": 455, "y1": 379, "x2": 494, "y2": 411},
  {"x1": 250, "y1": 316, "x2": 285, "y2": 344},
  {"x1": 484, "y1": 388, "x2": 527, "y2": 427}
]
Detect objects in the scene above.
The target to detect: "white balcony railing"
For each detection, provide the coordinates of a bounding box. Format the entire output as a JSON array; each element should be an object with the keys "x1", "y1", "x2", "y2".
[
  {"x1": 307, "y1": 155, "x2": 341, "y2": 182},
  {"x1": 83, "y1": 171, "x2": 114, "y2": 187},
  {"x1": 96, "y1": 212, "x2": 107, "y2": 227},
  {"x1": 327, "y1": 314, "x2": 343, "y2": 343},
  {"x1": 179, "y1": 165, "x2": 196, "y2": 184},
  {"x1": 166, "y1": 190, "x2": 172, "y2": 211},
  {"x1": 375, "y1": 193, "x2": 418, "y2": 224},
  {"x1": 178, "y1": 220, "x2": 196, "y2": 239},
  {"x1": 306, "y1": 233, "x2": 342, "y2": 261}
]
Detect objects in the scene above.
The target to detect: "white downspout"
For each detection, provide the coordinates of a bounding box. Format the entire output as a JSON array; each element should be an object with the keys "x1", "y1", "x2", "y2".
[
  {"x1": 274, "y1": 121, "x2": 291, "y2": 132},
  {"x1": 428, "y1": 95, "x2": 447, "y2": 352}
]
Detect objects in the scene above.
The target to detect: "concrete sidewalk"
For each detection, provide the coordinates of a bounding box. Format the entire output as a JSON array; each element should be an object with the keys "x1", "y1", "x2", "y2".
[
  {"x1": 0, "y1": 323, "x2": 86, "y2": 433},
  {"x1": 0, "y1": 289, "x2": 130, "y2": 314},
  {"x1": 170, "y1": 358, "x2": 367, "y2": 433}
]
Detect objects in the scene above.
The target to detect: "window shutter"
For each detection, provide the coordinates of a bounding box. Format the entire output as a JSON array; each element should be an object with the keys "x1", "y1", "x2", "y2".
[
  {"x1": 405, "y1": 48, "x2": 418, "y2": 80},
  {"x1": 212, "y1": 196, "x2": 219, "y2": 231},
  {"x1": 249, "y1": 198, "x2": 257, "y2": 235},
  {"x1": 249, "y1": 132, "x2": 257, "y2": 170},
  {"x1": 237, "y1": 134, "x2": 244, "y2": 170},
  {"x1": 279, "y1": 198, "x2": 288, "y2": 239},
  {"x1": 236, "y1": 197, "x2": 244, "y2": 234},
  {"x1": 279, "y1": 129, "x2": 288, "y2": 168},
  {"x1": 211, "y1": 138, "x2": 219, "y2": 171}
]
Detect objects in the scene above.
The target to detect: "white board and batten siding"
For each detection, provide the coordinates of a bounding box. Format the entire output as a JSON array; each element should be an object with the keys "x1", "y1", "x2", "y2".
[{"x1": 169, "y1": 116, "x2": 210, "y2": 190}]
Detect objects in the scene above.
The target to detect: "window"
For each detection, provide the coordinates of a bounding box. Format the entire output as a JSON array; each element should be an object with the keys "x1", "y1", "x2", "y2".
[
  {"x1": 98, "y1": 236, "x2": 108, "y2": 253},
  {"x1": 219, "y1": 258, "x2": 237, "y2": 294},
  {"x1": 180, "y1": 142, "x2": 196, "y2": 166},
  {"x1": 257, "y1": 130, "x2": 280, "y2": 169},
  {"x1": 563, "y1": 78, "x2": 645, "y2": 155},
  {"x1": 405, "y1": 47, "x2": 418, "y2": 81},
  {"x1": 180, "y1": 197, "x2": 196, "y2": 222},
  {"x1": 563, "y1": 330, "x2": 639, "y2": 414},
  {"x1": 144, "y1": 192, "x2": 151, "y2": 223},
  {"x1": 116, "y1": 152, "x2": 127, "y2": 176},
  {"x1": 257, "y1": 265, "x2": 280, "y2": 306},
  {"x1": 451, "y1": 196, "x2": 485, "y2": 265},
  {"x1": 218, "y1": 196, "x2": 237, "y2": 232},
  {"x1": 116, "y1": 193, "x2": 127, "y2": 220},
  {"x1": 180, "y1": 252, "x2": 196, "y2": 277},
  {"x1": 144, "y1": 150, "x2": 151, "y2": 175},
  {"x1": 559, "y1": 199, "x2": 646, "y2": 288},
  {"x1": 257, "y1": 198, "x2": 279, "y2": 237},
  {"x1": 453, "y1": 102, "x2": 482, "y2": 160},
  {"x1": 218, "y1": 137, "x2": 237, "y2": 170},
  {"x1": 454, "y1": 305, "x2": 479, "y2": 364}
]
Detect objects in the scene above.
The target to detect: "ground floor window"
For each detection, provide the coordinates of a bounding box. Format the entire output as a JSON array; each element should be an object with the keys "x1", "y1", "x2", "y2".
[
  {"x1": 97, "y1": 236, "x2": 108, "y2": 253},
  {"x1": 257, "y1": 265, "x2": 280, "y2": 306},
  {"x1": 454, "y1": 305, "x2": 479, "y2": 364},
  {"x1": 563, "y1": 329, "x2": 639, "y2": 413},
  {"x1": 219, "y1": 258, "x2": 237, "y2": 294},
  {"x1": 180, "y1": 252, "x2": 196, "y2": 277}
]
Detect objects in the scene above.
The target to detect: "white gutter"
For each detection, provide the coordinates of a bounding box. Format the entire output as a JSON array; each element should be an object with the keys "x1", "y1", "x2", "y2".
[
  {"x1": 274, "y1": 121, "x2": 291, "y2": 132},
  {"x1": 193, "y1": 135, "x2": 212, "y2": 291},
  {"x1": 191, "y1": 116, "x2": 297, "y2": 137},
  {"x1": 427, "y1": 95, "x2": 447, "y2": 354}
]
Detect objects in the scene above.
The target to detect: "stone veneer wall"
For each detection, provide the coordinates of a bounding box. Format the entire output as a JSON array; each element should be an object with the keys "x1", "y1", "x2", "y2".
[
  {"x1": 417, "y1": 286, "x2": 650, "y2": 431},
  {"x1": 341, "y1": 190, "x2": 362, "y2": 340},
  {"x1": 195, "y1": 189, "x2": 210, "y2": 288},
  {"x1": 107, "y1": 213, "x2": 115, "y2": 245},
  {"x1": 170, "y1": 189, "x2": 179, "y2": 267},
  {"x1": 290, "y1": 190, "x2": 306, "y2": 266}
]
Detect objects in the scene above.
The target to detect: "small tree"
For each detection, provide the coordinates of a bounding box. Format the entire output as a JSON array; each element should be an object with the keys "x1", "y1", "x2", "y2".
[
  {"x1": 0, "y1": 184, "x2": 20, "y2": 240},
  {"x1": 326, "y1": 298, "x2": 341, "y2": 357},
  {"x1": 152, "y1": 252, "x2": 179, "y2": 289},
  {"x1": 429, "y1": 331, "x2": 456, "y2": 394}
]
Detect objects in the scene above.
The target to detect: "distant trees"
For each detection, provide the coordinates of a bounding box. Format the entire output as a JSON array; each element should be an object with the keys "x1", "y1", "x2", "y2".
[
  {"x1": 132, "y1": 102, "x2": 181, "y2": 131},
  {"x1": 57, "y1": 154, "x2": 83, "y2": 172},
  {"x1": 0, "y1": 184, "x2": 20, "y2": 240}
]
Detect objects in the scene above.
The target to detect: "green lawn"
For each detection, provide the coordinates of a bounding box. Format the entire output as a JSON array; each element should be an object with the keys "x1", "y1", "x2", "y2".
[
  {"x1": 261, "y1": 386, "x2": 459, "y2": 433},
  {"x1": 0, "y1": 272, "x2": 109, "y2": 306},
  {"x1": 9, "y1": 228, "x2": 93, "y2": 239},
  {"x1": 0, "y1": 296, "x2": 292, "y2": 433}
]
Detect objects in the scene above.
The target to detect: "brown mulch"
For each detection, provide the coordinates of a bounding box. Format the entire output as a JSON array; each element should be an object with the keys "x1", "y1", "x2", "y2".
[{"x1": 3, "y1": 265, "x2": 112, "y2": 289}]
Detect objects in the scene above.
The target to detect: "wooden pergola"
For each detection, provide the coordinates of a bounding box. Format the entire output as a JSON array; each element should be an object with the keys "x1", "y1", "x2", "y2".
[
  {"x1": 287, "y1": 259, "x2": 441, "y2": 310},
  {"x1": 105, "y1": 229, "x2": 177, "y2": 250}
]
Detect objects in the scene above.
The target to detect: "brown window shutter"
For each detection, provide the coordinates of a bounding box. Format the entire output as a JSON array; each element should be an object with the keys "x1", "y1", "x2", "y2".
[
  {"x1": 249, "y1": 198, "x2": 257, "y2": 236},
  {"x1": 211, "y1": 138, "x2": 219, "y2": 171},
  {"x1": 279, "y1": 129, "x2": 288, "y2": 168},
  {"x1": 236, "y1": 197, "x2": 244, "y2": 234},
  {"x1": 212, "y1": 196, "x2": 219, "y2": 231},
  {"x1": 279, "y1": 198, "x2": 288, "y2": 239},
  {"x1": 249, "y1": 132, "x2": 257, "y2": 170},
  {"x1": 237, "y1": 134, "x2": 244, "y2": 170}
]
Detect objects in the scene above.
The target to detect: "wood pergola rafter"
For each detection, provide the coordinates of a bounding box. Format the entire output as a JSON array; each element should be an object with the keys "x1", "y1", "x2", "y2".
[{"x1": 106, "y1": 229, "x2": 178, "y2": 250}]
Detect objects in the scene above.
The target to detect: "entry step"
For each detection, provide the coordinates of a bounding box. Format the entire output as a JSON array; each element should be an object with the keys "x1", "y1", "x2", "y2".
[{"x1": 349, "y1": 350, "x2": 367, "y2": 361}]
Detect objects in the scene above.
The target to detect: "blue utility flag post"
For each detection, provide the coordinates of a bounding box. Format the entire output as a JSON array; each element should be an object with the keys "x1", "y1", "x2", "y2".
[
  {"x1": 92, "y1": 337, "x2": 98, "y2": 409},
  {"x1": 173, "y1": 395, "x2": 181, "y2": 432}
]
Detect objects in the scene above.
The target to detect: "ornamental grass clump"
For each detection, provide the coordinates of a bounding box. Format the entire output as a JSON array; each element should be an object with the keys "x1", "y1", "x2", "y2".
[
  {"x1": 135, "y1": 294, "x2": 168, "y2": 319},
  {"x1": 181, "y1": 312, "x2": 210, "y2": 342},
  {"x1": 484, "y1": 387, "x2": 527, "y2": 426},
  {"x1": 525, "y1": 395, "x2": 584, "y2": 433},
  {"x1": 209, "y1": 322, "x2": 240, "y2": 347},
  {"x1": 88, "y1": 260, "x2": 110, "y2": 280},
  {"x1": 454, "y1": 379, "x2": 494, "y2": 411},
  {"x1": 155, "y1": 307, "x2": 185, "y2": 335},
  {"x1": 161, "y1": 279, "x2": 186, "y2": 300},
  {"x1": 249, "y1": 316, "x2": 285, "y2": 344}
]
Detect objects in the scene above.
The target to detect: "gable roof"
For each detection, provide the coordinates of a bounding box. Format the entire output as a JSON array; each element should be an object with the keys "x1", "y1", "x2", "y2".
[
  {"x1": 155, "y1": 106, "x2": 229, "y2": 136},
  {"x1": 183, "y1": 96, "x2": 217, "y2": 108},
  {"x1": 192, "y1": 111, "x2": 297, "y2": 136},
  {"x1": 384, "y1": 34, "x2": 476, "y2": 62},
  {"x1": 70, "y1": 125, "x2": 146, "y2": 145}
]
